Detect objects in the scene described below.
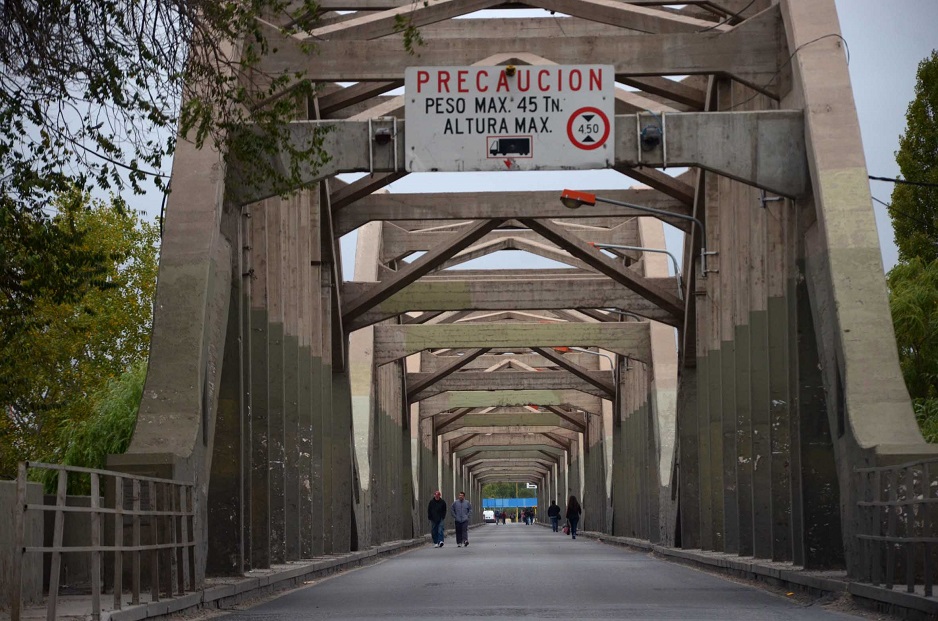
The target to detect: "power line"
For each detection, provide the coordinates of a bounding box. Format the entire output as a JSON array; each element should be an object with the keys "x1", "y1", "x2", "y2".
[
  {"x1": 696, "y1": 0, "x2": 756, "y2": 33},
  {"x1": 870, "y1": 175, "x2": 938, "y2": 189},
  {"x1": 728, "y1": 33, "x2": 850, "y2": 111},
  {"x1": 872, "y1": 196, "x2": 934, "y2": 231}
]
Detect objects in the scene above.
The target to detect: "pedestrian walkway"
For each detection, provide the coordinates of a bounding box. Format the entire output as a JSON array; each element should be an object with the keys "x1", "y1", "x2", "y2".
[{"x1": 215, "y1": 524, "x2": 869, "y2": 620}]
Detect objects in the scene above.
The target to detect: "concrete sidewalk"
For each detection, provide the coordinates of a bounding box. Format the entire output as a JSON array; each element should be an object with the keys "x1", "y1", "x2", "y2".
[
  {"x1": 2, "y1": 537, "x2": 431, "y2": 621},
  {"x1": 573, "y1": 527, "x2": 938, "y2": 621}
]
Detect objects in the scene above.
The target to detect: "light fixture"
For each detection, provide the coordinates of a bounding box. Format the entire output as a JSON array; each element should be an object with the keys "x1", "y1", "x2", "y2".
[
  {"x1": 589, "y1": 242, "x2": 683, "y2": 299},
  {"x1": 559, "y1": 189, "x2": 711, "y2": 277}
]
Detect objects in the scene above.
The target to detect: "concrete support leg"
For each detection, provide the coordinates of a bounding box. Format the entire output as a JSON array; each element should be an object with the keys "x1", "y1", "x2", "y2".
[
  {"x1": 794, "y1": 258, "x2": 845, "y2": 569},
  {"x1": 767, "y1": 208, "x2": 793, "y2": 562},
  {"x1": 678, "y1": 368, "x2": 700, "y2": 549},
  {"x1": 332, "y1": 368, "x2": 354, "y2": 553},
  {"x1": 206, "y1": 209, "x2": 246, "y2": 576},
  {"x1": 283, "y1": 199, "x2": 301, "y2": 561},
  {"x1": 249, "y1": 201, "x2": 271, "y2": 570},
  {"x1": 267, "y1": 202, "x2": 286, "y2": 565}
]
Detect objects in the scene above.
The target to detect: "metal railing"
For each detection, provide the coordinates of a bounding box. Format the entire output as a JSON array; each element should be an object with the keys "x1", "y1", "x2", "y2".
[
  {"x1": 11, "y1": 461, "x2": 197, "y2": 621},
  {"x1": 855, "y1": 457, "x2": 938, "y2": 596}
]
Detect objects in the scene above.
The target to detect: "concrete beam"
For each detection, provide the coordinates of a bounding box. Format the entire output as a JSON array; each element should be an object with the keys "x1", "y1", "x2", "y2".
[
  {"x1": 436, "y1": 410, "x2": 586, "y2": 435},
  {"x1": 342, "y1": 275, "x2": 678, "y2": 329},
  {"x1": 454, "y1": 445, "x2": 566, "y2": 459},
  {"x1": 381, "y1": 223, "x2": 643, "y2": 262},
  {"x1": 335, "y1": 188, "x2": 690, "y2": 236},
  {"x1": 375, "y1": 322, "x2": 651, "y2": 365},
  {"x1": 307, "y1": 0, "x2": 502, "y2": 40},
  {"x1": 232, "y1": 111, "x2": 806, "y2": 204},
  {"x1": 420, "y1": 389, "x2": 601, "y2": 418},
  {"x1": 258, "y1": 10, "x2": 780, "y2": 85},
  {"x1": 409, "y1": 369, "x2": 613, "y2": 401}
]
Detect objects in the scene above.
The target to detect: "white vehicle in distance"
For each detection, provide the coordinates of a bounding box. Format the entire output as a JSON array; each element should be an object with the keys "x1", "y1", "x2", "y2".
[{"x1": 483, "y1": 510, "x2": 496, "y2": 523}]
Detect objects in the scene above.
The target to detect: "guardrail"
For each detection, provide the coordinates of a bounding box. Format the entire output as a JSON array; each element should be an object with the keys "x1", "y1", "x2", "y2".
[
  {"x1": 10, "y1": 461, "x2": 196, "y2": 621},
  {"x1": 855, "y1": 457, "x2": 938, "y2": 596}
]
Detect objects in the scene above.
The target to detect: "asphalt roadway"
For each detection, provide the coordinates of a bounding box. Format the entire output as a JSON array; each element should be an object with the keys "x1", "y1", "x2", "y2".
[{"x1": 216, "y1": 523, "x2": 873, "y2": 620}]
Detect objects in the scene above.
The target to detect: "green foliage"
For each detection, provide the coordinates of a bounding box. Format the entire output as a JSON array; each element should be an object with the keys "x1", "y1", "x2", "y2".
[
  {"x1": 0, "y1": 0, "x2": 329, "y2": 216},
  {"x1": 888, "y1": 50, "x2": 938, "y2": 442},
  {"x1": 0, "y1": 195, "x2": 158, "y2": 479},
  {"x1": 42, "y1": 361, "x2": 147, "y2": 494},
  {"x1": 482, "y1": 482, "x2": 536, "y2": 498},
  {"x1": 888, "y1": 257, "x2": 938, "y2": 400},
  {"x1": 889, "y1": 50, "x2": 938, "y2": 263},
  {"x1": 394, "y1": 1, "x2": 427, "y2": 55},
  {"x1": 914, "y1": 398, "x2": 938, "y2": 444}
]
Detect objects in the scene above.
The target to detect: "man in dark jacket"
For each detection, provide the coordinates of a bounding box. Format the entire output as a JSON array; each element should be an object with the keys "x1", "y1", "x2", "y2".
[
  {"x1": 547, "y1": 500, "x2": 561, "y2": 532},
  {"x1": 427, "y1": 490, "x2": 447, "y2": 547}
]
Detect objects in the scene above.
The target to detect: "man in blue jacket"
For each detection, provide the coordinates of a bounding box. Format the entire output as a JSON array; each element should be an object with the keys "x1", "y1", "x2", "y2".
[{"x1": 451, "y1": 491, "x2": 472, "y2": 547}]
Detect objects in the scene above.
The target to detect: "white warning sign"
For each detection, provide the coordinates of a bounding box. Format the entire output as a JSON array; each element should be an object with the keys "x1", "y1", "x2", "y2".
[{"x1": 405, "y1": 65, "x2": 615, "y2": 172}]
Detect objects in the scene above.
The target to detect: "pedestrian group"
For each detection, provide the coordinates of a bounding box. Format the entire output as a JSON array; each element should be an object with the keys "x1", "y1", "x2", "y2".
[{"x1": 427, "y1": 492, "x2": 584, "y2": 546}]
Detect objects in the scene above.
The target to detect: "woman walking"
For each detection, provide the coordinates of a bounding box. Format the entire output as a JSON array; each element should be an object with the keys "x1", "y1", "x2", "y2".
[{"x1": 566, "y1": 495, "x2": 582, "y2": 539}]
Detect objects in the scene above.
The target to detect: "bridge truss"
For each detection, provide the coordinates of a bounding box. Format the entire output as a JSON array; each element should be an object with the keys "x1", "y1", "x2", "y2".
[{"x1": 113, "y1": 0, "x2": 938, "y2": 584}]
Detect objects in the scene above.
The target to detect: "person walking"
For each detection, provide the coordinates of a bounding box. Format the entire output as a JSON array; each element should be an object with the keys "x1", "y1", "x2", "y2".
[
  {"x1": 451, "y1": 491, "x2": 472, "y2": 547},
  {"x1": 566, "y1": 495, "x2": 582, "y2": 539},
  {"x1": 427, "y1": 490, "x2": 447, "y2": 547},
  {"x1": 547, "y1": 500, "x2": 561, "y2": 532}
]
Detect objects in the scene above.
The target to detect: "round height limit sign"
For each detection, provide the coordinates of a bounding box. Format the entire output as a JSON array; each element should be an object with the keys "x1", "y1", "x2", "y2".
[
  {"x1": 567, "y1": 107, "x2": 611, "y2": 150},
  {"x1": 405, "y1": 65, "x2": 615, "y2": 172}
]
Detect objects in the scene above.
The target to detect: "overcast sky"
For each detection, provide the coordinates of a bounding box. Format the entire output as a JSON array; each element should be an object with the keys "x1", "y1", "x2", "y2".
[{"x1": 838, "y1": 0, "x2": 938, "y2": 270}]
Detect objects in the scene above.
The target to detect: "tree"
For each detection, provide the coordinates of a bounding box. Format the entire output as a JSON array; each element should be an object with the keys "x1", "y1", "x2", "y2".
[
  {"x1": 0, "y1": 0, "x2": 325, "y2": 212},
  {"x1": 0, "y1": 194, "x2": 158, "y2": 478},
  {"x1": 0, "y1": 0, "x2": 327, "y2": 325},
  {"x1": 482, "y1": 482, "x2": 536, "y2": 498},
  {"x1": 889, "y1": 50, "x2": 938, "y2": 263},
  {"x1": 888, "y1": 258, "x2": 938, "y2": 400},
  {"x1": 887, "y1": 50, "x2": 938, "y2": 441},
  {"x1": 46, "y1": 360, "x2": 148, "y2": 494}
]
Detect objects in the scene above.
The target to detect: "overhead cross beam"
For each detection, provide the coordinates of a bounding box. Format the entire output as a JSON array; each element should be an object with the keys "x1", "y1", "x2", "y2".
[
  {"x1": 376, "y1": 322, "x2": 652, "y2": 366},
  {"x1": 342, "y1": 219, "x2": 506, "y2": 327},
  {"x1": 334, "y1": 188, "x2": 691, "y2": 236},
  {"x1": 407, "y1": 348, "x2": 490, "y2": 399},
  {"x1": 343, "y1": 276, "x2": 680, "y2": 331},
  {"x1": 522, "y1": 218, "x2": 685, "y2": 322},
  {"x1": 531, "y1": 347, "x2": 615, "y2": 398},
  {"x1": 409, "y1": 369, "x2": 613, "y2": 402},
  {"x1": 231, "y1": 111, "x2": 806, "y2": 204},
  {"x1": 258, "y1": 9, "x2": 782, "y2": 85}
]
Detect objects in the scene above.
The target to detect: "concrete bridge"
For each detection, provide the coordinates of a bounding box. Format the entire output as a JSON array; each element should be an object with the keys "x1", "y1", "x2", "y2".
[{"x1": 88, "y1": 0, "x2": 938, "y2": 612}]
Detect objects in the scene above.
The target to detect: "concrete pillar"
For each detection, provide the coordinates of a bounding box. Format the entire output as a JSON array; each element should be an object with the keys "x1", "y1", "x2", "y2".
[
  {"x1": 749, "y1": 189, "x2": 773, "y2": 560},
  {"x1": 331, "y1": 367, "x2": 354, "y2": 553},
  {"x1": 206, "y1": 205, "x2": 246, "y2": 575},
  {"x1": 793, "y1": 217, "x2": 845, "y2": 569},
  {"x1": 677, "y1": 368, "x2": 700, "y2": 548},
  {"x1": 308, "y1": 193, "x2": 325, "y2": 558},
  {"x1": 320, "y1": 267, "x2": 335, "y2": 555},
  {"x1": 267, "y1": 201, "x2": 286, "y2": 564},
  {"x1": 283, "y1": 197, "x2": 301, "y2": 561},
  {"x1": 732, "y1": 183, "x2": 755, "y2": 558},
  {"x1": 298, "y1": 191, "x2": 314, "y2": 559},
  {"x1": 715, "y1": 157, "x2": 739, "y2": 556},
  {"x1": 766, "y1": 197, "x2": 793, "y2": 562},
  {"x1": 249, "y1": 200, "x2": 271, "y2": 569}
]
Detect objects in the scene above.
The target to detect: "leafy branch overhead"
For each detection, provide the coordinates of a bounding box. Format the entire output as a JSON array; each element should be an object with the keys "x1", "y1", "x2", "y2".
[{"x1": 0, "y1": 0, "x2": 330, "y2": 214}]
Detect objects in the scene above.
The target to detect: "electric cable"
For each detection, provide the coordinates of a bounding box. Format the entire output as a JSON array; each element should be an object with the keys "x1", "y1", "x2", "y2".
[
  {"x1": 728, "y1": 33, "x2": 850, "y2": 111},
  {"x1": 870, "y1": 175, "x2": 938, "y2": 189},
  {"x1": 696, "y1": 0, "x2": 756, "y2": 33}
]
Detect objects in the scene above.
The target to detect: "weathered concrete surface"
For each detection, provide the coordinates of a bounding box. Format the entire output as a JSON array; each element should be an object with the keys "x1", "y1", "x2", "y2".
[{"x1": 218, "y1": 526, "x2": 864, "y2": 621}]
